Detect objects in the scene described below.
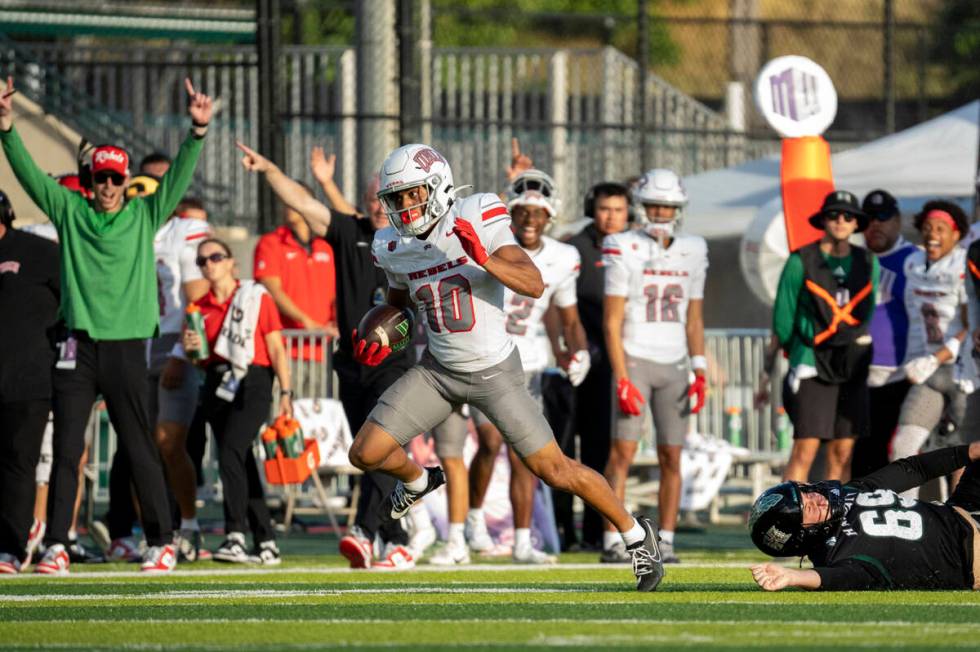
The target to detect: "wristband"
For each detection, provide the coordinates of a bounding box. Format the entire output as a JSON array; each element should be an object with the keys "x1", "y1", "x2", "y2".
[
  {"x1": 944, "y1": 337, "x2": 962, "y2": 361},
  {"x1": 691, "y1": 355, "x2": 708, "y2": 372},
  {"x1": 280, "y1": 389, "x2": 294, "y2": 398}
]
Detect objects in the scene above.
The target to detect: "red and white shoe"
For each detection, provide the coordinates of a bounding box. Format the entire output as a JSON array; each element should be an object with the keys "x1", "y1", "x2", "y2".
[
  {"x1": 34, "y1": 544, "x2": 70, "y2": 575},
  {"x1": 141, "y1": 544, "x2": 177, "y2": 573},
  {"x1": 23, "y1": 519, "x2": 45, "y2": 567},
  {"x1": 107, "y1": 537, "x2": 142, "y2": 562},
  {"x1": 373, "y1": 544, "x2": 416, "y2": 571},
  {"x1": 0, "y1": 552, "x2": 21, "y2": 574},
  {"x1": 339, "y1": 525, "x2": 373, "y2": 569}
]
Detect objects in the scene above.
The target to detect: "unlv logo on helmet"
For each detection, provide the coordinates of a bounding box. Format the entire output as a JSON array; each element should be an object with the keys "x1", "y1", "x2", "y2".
[{"x1": 412, "y1": 148, "x2": 444, "y2": 173}]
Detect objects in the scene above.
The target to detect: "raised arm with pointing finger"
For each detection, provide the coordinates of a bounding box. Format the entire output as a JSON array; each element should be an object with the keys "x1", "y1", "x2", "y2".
[{"x1": 236, "y1": 140, "x2": 333, "y2": 236}]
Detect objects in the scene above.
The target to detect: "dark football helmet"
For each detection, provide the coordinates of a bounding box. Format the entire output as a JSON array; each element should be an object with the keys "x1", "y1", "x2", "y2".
[{"x1": 749, "y1": 480, "x2": 847, "y2": 557}]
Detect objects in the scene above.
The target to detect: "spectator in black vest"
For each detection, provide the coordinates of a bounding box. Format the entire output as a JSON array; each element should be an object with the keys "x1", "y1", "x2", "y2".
[{"x1": 773, "y1": 190, "x2": 879, "y2": 483}]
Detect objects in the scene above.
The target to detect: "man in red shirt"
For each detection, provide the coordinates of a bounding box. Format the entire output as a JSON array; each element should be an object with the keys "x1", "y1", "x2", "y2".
[{"x1": 253, "y1": 179, "x2": 338, "y2": 355}]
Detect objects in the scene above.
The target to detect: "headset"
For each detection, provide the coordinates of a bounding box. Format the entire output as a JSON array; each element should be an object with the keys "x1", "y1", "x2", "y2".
[{"x1": 583, "y1": 181, "x2": 632, "y2": 220}]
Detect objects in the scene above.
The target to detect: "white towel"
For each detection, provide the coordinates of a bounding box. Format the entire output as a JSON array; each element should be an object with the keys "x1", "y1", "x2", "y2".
[{"x1": 213, "y1": 280, "x2": 269, "y2": 380}]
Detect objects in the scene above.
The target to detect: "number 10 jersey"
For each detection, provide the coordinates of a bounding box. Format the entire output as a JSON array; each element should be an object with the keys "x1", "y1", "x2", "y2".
[
  {"x1": 372, "y1": 192, "x2": 518, "y2": 373},
  {"x1": 602, "y1": 230, "x2": 708, "y2": 364}
]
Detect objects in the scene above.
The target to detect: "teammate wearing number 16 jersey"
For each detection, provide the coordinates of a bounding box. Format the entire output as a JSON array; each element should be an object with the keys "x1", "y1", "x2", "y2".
[
  {"x1": 602, "y1": 168, "x2": 708, "y2": 565},
  {"x1": 749, "y1": 442, "x2": 980, "y2": 591},
  {"x1": 349, "y1": 143, "x2": 665, "y2": 591}
]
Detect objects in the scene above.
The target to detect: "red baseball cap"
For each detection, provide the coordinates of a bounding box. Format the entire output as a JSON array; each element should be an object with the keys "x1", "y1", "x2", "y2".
[{"x1": 91, "y1": 146, "x2": 130, "y2": 177}]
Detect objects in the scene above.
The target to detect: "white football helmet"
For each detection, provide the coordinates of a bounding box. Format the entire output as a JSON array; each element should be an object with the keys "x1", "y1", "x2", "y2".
[
  {"x1": 634, "y1": 168, "x2": 688, "y2": 239},
  {"x1": 377, "y1": 144, "x2": 456, "y2": 237},
  {"x1": 506, "y1": 169, "x2": 560, "y2": 219}
]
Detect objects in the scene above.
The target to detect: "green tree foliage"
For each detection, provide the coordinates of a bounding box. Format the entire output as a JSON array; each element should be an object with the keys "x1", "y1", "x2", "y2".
[{"x1": 933, "y1": 0, "x2": 980, "y2": 103}]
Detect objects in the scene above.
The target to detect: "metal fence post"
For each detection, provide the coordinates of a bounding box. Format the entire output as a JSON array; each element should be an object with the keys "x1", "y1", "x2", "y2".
[
  {"x1": 256, "y1": 0, "x2": 284, "y2": 234},
  {"x1": 549, "y1": 50, "x2": 568, "y2": 211},
  {"x1": 357, "y1": 0, "x2": 399, "y2": 197},
  {"x1": 600, "y1": 46, "x2": 619, "y2": 182},
  {"x1": 339, "y1": 49, "x2": 358, "y2": 204}
]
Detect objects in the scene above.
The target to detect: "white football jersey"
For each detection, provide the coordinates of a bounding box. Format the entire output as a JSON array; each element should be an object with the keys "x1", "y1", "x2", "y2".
[
  {"x1": 504, "y1": 235, "x2": 581, "y2": 373},
  {"x1": 155, "y1": 217, "x2": 211, "y2": 334},
  {"x1": 903, "y1": 247, "x2": 967, "y2": 361},
  {"x1": 373, "y1": 192, "x2": 519, "y2": 372},
  {"x1": 603, "y1": 230, "x2": 708, "y2": 363}
]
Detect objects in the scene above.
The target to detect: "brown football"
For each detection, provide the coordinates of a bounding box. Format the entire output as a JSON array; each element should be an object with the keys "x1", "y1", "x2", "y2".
[{"x1": 356, "y1": 304, "x2": 414, "y2": 353}]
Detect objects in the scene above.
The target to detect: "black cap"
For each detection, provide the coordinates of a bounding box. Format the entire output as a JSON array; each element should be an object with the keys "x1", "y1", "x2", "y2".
[
  {"x1": 808, "y1": 189, "x2": 869, "y2": 232},
  {"x1": 862, "y1": 189, "x2": 899, "y2": 221}
]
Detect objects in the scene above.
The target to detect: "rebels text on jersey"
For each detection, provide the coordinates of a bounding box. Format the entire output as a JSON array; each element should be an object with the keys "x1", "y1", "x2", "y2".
[
  {"x1": 155, "y1": 217, "x2": 211, "y2": 334},
  {"x1": 602, "y1": 230, "x2": 708, "y2": 364},
  {"x1": 811, "y1": 487, "x2": 972, "y2": 590},
  {"x1": 902, "y1": 247, "x2": 966, "y2": 361},
  {"x1": 504, "y1": 236, "x2": 580, "y2": 373},
  {"x1": 372, "y1": 193, "x2": 518, "y2": 373}
]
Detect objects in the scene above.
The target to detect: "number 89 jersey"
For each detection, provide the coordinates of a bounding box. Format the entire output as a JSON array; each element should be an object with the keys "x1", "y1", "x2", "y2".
[
  {"x1": 813, "y1": 488, "x2": 971, "y2": 590},
  {"x1": 372, "y1": 193, "x2": 518, "y2": 373},
  {"x1": 602, "y1": 230, "x2": 708, "y2": 363}
]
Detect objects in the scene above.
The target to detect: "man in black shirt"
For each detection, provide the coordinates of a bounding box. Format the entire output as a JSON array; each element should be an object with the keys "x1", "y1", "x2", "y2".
[
  {"x1": 0, "y1": 191, "x2": 60, "y2": 573},
  {"x1": 563, "y1": 182, "x2": 631, "y2": 548},
  {"x1": 237, "y1": 143, "x2": 415, "y2": 569},
  {"x1": 749, "y1": 442, "x2": 980, "y2": 590}
]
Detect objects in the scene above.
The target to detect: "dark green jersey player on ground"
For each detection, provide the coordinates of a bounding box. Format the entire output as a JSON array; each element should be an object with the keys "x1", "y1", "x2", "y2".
[{"x1": 748, "y1": 442, "x2": 980, "y2": 590}]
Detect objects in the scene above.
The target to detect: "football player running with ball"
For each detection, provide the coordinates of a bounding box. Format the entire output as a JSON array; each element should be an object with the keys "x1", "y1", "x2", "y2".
[
  {"x1": 348, "y1": 144, "x2": 665, "y2": 591},
  {"x1": 601, "y1": 169, "x2": 708, "y2": 564}
]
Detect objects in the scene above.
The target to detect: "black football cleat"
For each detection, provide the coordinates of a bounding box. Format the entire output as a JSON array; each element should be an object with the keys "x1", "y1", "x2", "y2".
[
  {"x1": 627, "y1": 516, "x2": 665, "y2": 592},
  {"x1": 382, "y1": 466, "x2": 446, "y2": 521}
]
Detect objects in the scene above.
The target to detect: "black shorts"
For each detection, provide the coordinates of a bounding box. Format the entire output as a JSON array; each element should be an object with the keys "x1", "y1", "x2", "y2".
[{"x1": 784, "y1": 375, "x2": 869, "y2": 440}]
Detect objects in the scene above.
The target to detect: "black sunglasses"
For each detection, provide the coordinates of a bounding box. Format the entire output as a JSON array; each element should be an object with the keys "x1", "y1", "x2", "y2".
[
  {"x1": 196, "y1": 252, "x2": 229, "y2": 267},
  {"x1": 93, "y1": 171, "x2": 126, "y2": 186},
  {"x1": 825, "y1": 212, "x2": 857, "y2": 223}
]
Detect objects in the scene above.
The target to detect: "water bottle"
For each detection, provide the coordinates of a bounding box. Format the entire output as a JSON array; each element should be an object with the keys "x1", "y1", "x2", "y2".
[
  {"x1": 726, "y1": 406, "x2": 743, "y2": 447},
  {"x1": 184, "y1": 304, "x2": 210, "y2": 360},
  {"x1": 277, "y1": 418, "x2": 305, "y2": 458},
  {"x1": 776, "y1": 407, "x2": 793, "y2": 451},
  {"x1": 261, "y1": 426, "x2": 279, "y2": 459}
]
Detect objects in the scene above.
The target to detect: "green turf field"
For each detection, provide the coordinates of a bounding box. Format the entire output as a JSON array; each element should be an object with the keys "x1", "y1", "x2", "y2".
[{"x1": 2, "y1": 547, "x2": 978, "y2": 651}]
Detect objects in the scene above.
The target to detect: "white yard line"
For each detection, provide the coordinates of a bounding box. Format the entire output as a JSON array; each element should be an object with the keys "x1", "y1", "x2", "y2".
[{"x1": 0, "y1": 561, "x2": 757, "y2": 581}]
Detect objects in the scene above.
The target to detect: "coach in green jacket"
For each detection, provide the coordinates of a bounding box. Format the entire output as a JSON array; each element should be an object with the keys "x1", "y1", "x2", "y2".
[{"x1": 0, "y1": 76, "x2": 213, "y2": 574}]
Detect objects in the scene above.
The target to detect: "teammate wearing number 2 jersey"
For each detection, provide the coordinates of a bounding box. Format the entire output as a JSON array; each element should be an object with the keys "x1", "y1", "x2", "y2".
[
  {"x1": 349, "y1": 143, "x2": 665, "y2": 591},
  {"x1": 601, "y1": 168, "x2": 708, "y2": 565},
  {"x1": 749, "y1": 441, "x2": 980, "y2": 591}
]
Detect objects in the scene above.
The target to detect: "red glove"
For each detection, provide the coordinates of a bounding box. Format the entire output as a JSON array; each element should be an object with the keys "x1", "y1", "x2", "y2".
[
  {"x1": 452, "y1": 218, "x2": 489, "y2": 266},
  {"x1": 351, "y1": 329, "x2": 391, "y2": 367},
  {"x1": 616, "y1": 377, "x2": 645, "y2": 416},
  {"x1": 688, "y1": 373, "x2": 707, "y2": 414}
]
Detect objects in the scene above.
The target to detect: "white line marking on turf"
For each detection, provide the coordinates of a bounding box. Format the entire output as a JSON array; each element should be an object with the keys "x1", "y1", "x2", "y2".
[{"x1": 0, "y1": 561, "x2": 757, "y2": 581}]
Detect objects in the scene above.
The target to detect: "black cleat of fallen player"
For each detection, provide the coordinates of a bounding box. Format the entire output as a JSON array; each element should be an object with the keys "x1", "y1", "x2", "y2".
[
  {"x1": 627, "y1": 516, "x2": 665, "y2": 592},
  {"x1": 382, "y1": 466, "x2": 446, "y2": 521}
]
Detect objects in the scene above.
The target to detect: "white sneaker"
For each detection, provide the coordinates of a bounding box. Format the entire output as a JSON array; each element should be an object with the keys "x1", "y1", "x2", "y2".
[
  {"x1": 34, "y1": 544, "x2": 70, "y2": 575},
  {"x1": 408, "y1": 507, "x2": 439, "y2": 559},
  {"x1": 465, "y1": 512, "x2": 494, "y2": 552},
  {"x1": 373, "y1": 544, "x2": 416, "y2": 571},
  {"x1": 0, "y1": 552, "x2": 21, "y2": 574},
  {"x1": 141, "y1": 544, "x2": 177, "y2": 573},
  {"x1": 428, "y1": 541, "x2": 471, "y2": 566},
  {"x1": 512, "y1": 542, "x2": 557, "y2": 565},
  {"x1": 213, "y1": 532, "x2": 250, "y2": 564},
  {"x1": 107, "y1": 537, "x2": 142, "y2": 562}
]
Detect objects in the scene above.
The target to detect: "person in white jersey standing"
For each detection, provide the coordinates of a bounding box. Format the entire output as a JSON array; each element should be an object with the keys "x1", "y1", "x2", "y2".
[{"x1": 600, "y1": 168, "x2": 708, "y2": 565}]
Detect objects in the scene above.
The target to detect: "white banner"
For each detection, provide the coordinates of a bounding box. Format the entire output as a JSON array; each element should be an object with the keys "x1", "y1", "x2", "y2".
[{"x1": 291, "y1": 398, "x2": 354, "y2": 468}]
